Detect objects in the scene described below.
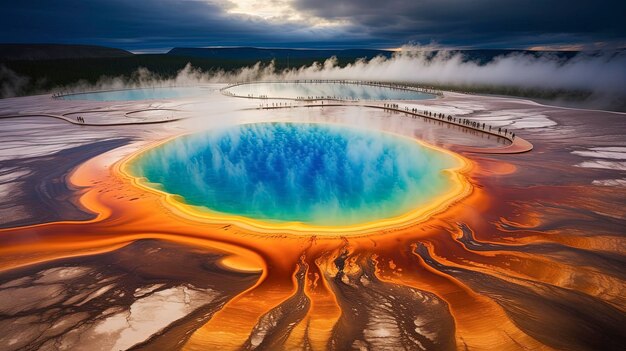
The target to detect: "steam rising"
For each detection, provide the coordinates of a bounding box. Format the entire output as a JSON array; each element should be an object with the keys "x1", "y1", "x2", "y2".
[
  {"x1": 0, "y1": 65, "x2": 29, "y2": 98},
  {"x1": 2, "y1": 46, "x2": 625, "y2": 110},
  {"x1": 285, "y1": 48, "x2": 626, "y2": 94}
]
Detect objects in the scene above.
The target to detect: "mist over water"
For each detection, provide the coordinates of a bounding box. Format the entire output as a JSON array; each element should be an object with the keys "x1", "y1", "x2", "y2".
[
  {"x1": 130, "y1": 123, "x2": 459, "y2": 226},
  {"x1": 3, "y1": 46, "x2": 624, "y2": 110},
  {"x1": 278, "y1": 49, "x2": 625, "y2": 110},
  {"x1": 285, "y1": 48, "x2": 625, "y2": 94}
]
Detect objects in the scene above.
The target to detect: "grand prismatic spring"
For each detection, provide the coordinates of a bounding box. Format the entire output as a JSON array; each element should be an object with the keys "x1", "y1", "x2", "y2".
[
  {"x1": 128, "y1": 122, "x2": 463, "y2": 227},
  {"x1": 0, "y1": 80, "x2": 624, "y2": 351}
]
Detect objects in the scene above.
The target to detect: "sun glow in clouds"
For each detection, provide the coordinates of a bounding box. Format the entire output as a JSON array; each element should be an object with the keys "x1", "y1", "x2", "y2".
[{"x1": 221, "y1": 0, "x2": 345, "y2": 27}]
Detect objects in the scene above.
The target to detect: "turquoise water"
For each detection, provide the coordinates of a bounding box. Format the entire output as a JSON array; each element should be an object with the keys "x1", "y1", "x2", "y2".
[
  {"x1": 225, "y1": 82, "x2": 434, "y2": 101},
  {"x1": 130, "y1": 123, "x2": 457, "y2": 226},
  {"x1": 61, "y1": 86, "x2": 209, "y2": 101}
]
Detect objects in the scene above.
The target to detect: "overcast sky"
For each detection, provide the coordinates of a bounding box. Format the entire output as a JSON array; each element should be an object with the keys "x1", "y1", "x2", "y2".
[{"x1": 1, "y1": 0, "x2": 624, "y2": 51}]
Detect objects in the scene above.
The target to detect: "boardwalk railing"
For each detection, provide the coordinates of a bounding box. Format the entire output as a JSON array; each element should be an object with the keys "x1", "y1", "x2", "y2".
[
  {"x1": 257, "y1": 101, "x2": 516, "y2": 144},
  {"x1": 222, "y1": 80, "x2": 516, "y2": 143},
  {"x1": 377, "y1": 103, "x2": 516, "y2": 142}
]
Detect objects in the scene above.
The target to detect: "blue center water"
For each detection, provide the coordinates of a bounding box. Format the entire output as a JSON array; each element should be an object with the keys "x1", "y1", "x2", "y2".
[
  {"x1": 61, "y1": 86, "x2": 209, "y2": 101},
  {"x1": 225, "y1": 82, "x2": 434, "y2": 101},
  {"x1": 130, "y1": 123, "x2": 457, "y2": 226}
]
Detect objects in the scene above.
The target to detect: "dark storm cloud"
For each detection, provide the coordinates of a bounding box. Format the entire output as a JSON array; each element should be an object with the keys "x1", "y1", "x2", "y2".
[
  {"x1": 294, "y1": 0, "x2": 626, "y2": 48},
  {"x1": 0, "y1": 0, "x2": 624, "y2": 49},
  {"x1": 0, "y1": 0, "x2": 357, "y2": 50}
]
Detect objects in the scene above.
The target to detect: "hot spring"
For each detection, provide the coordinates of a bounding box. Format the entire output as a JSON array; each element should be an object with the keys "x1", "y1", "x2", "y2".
[
  {"x1": 224, "y1": 82, "x2": 435, "y2": 101},
  {"x1": 60, "y1": 86, "x2": 211, "y2": 101},
  {"x1": 128, "y1": 123, "x2": 462, "y2": 227}
]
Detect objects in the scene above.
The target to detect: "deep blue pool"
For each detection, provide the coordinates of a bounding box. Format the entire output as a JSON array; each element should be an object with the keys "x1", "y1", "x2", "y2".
[{"x1": 130, "y1": 123, "x2": 457, "y2": 226}]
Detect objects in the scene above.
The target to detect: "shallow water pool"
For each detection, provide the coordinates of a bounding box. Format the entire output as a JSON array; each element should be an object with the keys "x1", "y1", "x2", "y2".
[
  {"x1": 225, "y1": 82, "x2": 434, "y2": 101},
  {"x1": 60, "y1": 86, "x2": 210, "y2": 101}
]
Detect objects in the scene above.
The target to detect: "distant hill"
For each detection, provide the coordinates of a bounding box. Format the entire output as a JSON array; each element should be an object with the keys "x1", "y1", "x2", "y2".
[
  {"x1": 167, "y1": 47, "x2": 392, "y2": 62},
  {"x1": 0, "y1": 44, "x2": 133, "y2": 60},
  {"x1": 166, "y1": 47, "x2": 583, "y2": 64}
]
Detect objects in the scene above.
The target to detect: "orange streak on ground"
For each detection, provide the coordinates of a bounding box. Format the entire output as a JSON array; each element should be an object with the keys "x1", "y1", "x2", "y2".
[
  {"x1": 402, "y1": 243, "x2": 551, "y2": 351},
  {"x1": 183, "y1": 261, "x2": 301, "y2": 350},
  {"x1": 219, "y1": 255, "x2": 265, "y2": 273},
  {"x1": 305, "y1": 253, "x2": 347, "y2": 347},
  {"x1": 284, "y1": 284, "x2": 342, "y2": 350},
  {"x1": 398, "y1": 160, "x2": 626, "y2": 312},
  {"x1": 429, "y1": 229, "x2": 626, "y2": 311},
  {"x1": 359, "y1": 180, "x2": 550, "y2": 349},
  {"x1": 281, "y1": 242, "x2": 347, "y2": 349},
  {"x1": 0, "y1": 232, "x2": 268, "y2": 274},
  {"x1": 266, "y1": 251, "x2": 344, "y2": 350}
]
